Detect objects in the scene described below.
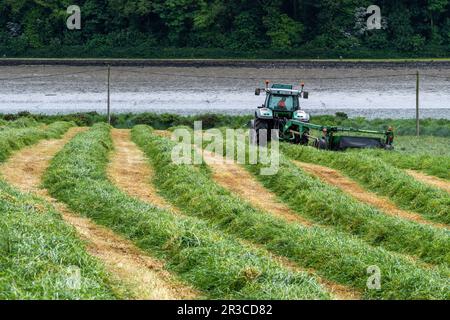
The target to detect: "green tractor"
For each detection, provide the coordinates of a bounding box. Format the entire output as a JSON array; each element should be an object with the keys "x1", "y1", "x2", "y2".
[
  {"x1": 251, "y1": 81, "x2": 394, "y2": 150},
  {"x1": 251, "y1": 81, "x2": 310, "y2": 144}
]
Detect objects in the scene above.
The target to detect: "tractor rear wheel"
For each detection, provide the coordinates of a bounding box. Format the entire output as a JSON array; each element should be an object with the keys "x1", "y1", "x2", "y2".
[{"x1": 252, "y1": 118, "x2": 271, "y2": 146}]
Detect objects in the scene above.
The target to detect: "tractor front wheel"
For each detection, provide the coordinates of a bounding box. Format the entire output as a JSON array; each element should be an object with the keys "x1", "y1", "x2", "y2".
[{"x1": 251, "y1": 118, "x2": 271, "y2": 146}]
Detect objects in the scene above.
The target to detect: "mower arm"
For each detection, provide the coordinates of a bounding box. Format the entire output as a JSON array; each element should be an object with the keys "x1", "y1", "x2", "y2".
[{"x1": 282, "y1": 120, "x2": 394, "y2": 146}]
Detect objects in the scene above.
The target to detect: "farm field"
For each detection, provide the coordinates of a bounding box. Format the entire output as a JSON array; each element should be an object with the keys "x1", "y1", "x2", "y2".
[{"x1": 0, "y1": 117, "x2": 449, "y2": 300}]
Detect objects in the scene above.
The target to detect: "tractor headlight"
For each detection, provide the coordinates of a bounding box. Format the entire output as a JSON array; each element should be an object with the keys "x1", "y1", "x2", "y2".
[
  {"x1": 294, "y1": 110, "x2": 310, "y2": 122},
  {"x1": 260, "y1": 108, "x2": 273, "y2": 117}
]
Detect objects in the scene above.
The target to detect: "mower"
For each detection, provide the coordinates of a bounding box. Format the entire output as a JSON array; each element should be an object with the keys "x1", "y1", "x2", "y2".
[{"x1": 250, "y1": 81, "x2": 394, "y2": 150}]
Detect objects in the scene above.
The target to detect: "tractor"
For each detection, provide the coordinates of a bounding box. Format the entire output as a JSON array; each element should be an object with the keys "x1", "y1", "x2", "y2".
[
  {"x1": 251, "y1": 81, "x2": 394, "y2": 150},
  {"x1": 251, "y1": 81, "x2": 310, "y2": 144}
]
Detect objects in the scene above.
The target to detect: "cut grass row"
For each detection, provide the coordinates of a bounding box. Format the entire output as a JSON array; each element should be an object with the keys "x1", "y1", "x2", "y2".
[
  {"x1": 0, "y1": 121, "x2": 74, "y2": 162},
  {"x1": 43, "y1": 123, "x2": 332, "y2": 300},
  {"x1": 132, "y1": 125, "x2": 450, "y2": 299},
  {"x1": 362, "y1": 150, "x2": 449, "y2": 181},
  {"x1": 166, "y1": 127, "x2": 450, "y2": 266},
  {"x1": 0, "y1": 117, "x2": 40, "y2": 129},
  {"x1": 241, "y1": 144, "x2": 450, "y2": 266},
  {"x1": 394, "y1": 136, "x2": 450, "y2": 158},
  {"x1": 0, "y1": 124, "x2": 117, "y2": 299},
  {"x1": 280, "y1": 143, "x2": 450, "y2": 225},
  {"x1": 354, "y1": 136, "x2": 450, "y2": 180},
  {"x1": 0, "y1": 181, "x2": 119, "y2": 299}
]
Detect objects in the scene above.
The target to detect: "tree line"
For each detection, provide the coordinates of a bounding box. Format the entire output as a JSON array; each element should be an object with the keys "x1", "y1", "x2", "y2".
[{"x1": 0, "y1": 0, "x2": 449, "y2": 58}]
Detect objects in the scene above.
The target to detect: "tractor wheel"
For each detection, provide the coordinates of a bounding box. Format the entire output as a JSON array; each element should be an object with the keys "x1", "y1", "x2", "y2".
[
  {"x1": 294, "y1": 132, "x2": 309, "y2": 145},
  {"x1": 253, "y1": 118, "x2": 271, "y2": 146},
  {"x1": 314, "y1": 138, "x2": 328, "y2": 150}
]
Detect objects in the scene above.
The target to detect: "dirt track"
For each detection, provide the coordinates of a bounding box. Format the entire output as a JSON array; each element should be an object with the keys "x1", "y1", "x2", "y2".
[
  {"x1": 155, "y1": 130, "x2": 313, "y2": 227},
  {"x1": 201, "y1": 150, "x2": 314, "y2": 227},
  {"x1": 0, "y1": 127, "x2": 196, "y2": 300},
  {"x1": 405, "y1": 170, "x2": 450, "y2": 193},
  {"x1": 107, "y1": 129, "x2": 179, "y2": 213},
  {"x1": 294, "y1": 161, "x2": 448, "y2": 230}
]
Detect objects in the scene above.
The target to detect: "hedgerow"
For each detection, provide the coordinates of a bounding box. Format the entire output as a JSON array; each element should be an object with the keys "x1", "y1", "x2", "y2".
[
  {"x1": 0, "y1": 117, "x2": 40, "y2": 129},
  {"x1": 0, "y1": 120, "x2": 122, "y2": 299},
  {"x1": 132, "y1": 125, "x2": 450, "y2": 299},
  {"x1": 43, "y1": 123, "x2": 331, "y2": 300}
]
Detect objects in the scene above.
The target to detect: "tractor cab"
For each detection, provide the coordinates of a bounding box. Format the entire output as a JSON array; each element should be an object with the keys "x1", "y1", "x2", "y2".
[{"x1": 255, "y1": 82, "x2": 310, "y2": 123}]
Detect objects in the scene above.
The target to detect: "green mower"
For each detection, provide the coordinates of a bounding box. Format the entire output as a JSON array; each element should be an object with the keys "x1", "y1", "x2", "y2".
[{"x1": 251, "y1": 81, "x2": 394, "y2": 150}]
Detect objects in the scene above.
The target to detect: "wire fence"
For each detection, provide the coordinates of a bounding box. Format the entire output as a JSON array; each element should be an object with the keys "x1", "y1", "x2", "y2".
[
  {"x1": 0, "y1": 64, "x2": 449, "y2": 135},
  {"x1": 0, "y1": 68, "x2": 107, "y2": 81},
  {"x1": 2, "y1": 67, "x2": 448, "y2": 82}
]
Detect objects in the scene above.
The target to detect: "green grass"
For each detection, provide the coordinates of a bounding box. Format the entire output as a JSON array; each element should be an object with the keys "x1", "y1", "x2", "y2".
[
  {"x1": 394, "y1": 136, "x2": 450, "y2": 157},
  {"x1": 0, "y1": 117, "x2": 40, "y2": 129},
  {"x1": 311, "y1": 116, "x2": 450, "y2": 137},
  {"x1": 132, "y1": 125, "x2": 450, "y2": 299},
  {"x1": 0, "y1": 121, "x2": 74, "y2": 162},
  {"x1": 165, "y1": 126, "x2": 450, "y2": 266},
  {"x1": 1, "y1": 113, "x2": 449, "y2": 137},
  {"x1": 281, "y1": 143, "x2": 450, "y2": 225},
  {"x1": 0, "y1": 123, "x2": 117, "y2": 299},
  {"x1": 237, "y1": 144, "x2": 450, "y2": 267},
  {"x1": 0, "y1": 181, "x2": 118, "y2": 299},
  {"x1": 357, "y1": 136, "x2": 450, "y2": 180},
  {"x1": 43, "y1": 123, "x2": 331, "y2": 300}
]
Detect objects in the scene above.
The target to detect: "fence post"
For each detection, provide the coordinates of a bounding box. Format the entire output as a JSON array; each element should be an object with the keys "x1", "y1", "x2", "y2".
[
  {"x1": 416, "y1": 70, "x2": 420, "y2": 137},
  {"x1": 107, "y1": 65, "x2": 111, "y2": 125}
]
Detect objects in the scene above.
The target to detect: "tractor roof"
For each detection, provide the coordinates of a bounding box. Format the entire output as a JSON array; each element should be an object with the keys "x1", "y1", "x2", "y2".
[
  {"x1": 272, "y1": 84, "x2": 293, "y2": 89},
  {"x1": 267, "y1": 87, "x2": 302, "y2": 96},
  {"x1": 266, "y1": 84, "x2": 302, "y2": 96}
]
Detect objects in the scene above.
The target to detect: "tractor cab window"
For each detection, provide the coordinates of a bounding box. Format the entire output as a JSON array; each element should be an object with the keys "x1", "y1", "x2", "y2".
[{"x1": 267, "y1": 94, "x2": 298, "y2": 111}]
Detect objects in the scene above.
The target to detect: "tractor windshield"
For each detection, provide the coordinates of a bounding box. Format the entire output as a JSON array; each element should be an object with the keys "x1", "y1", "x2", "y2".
[{"x1": 268, "y1": 94, "x2": 298, "y2": 111}]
